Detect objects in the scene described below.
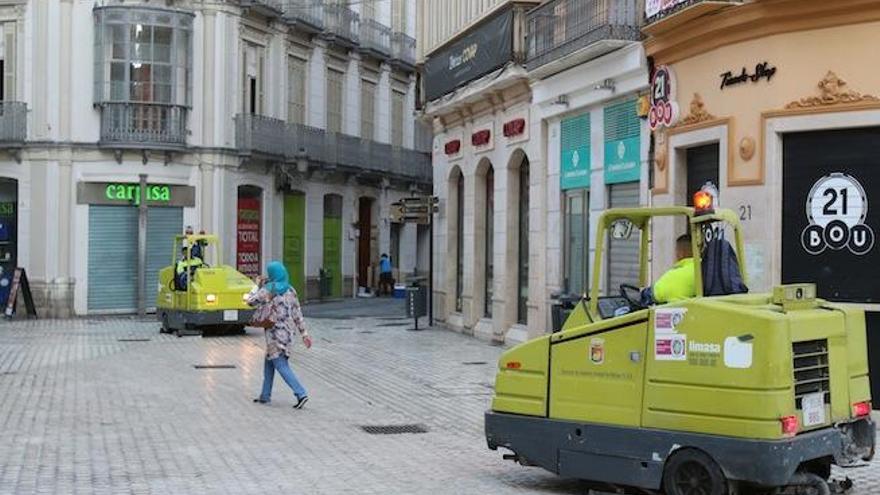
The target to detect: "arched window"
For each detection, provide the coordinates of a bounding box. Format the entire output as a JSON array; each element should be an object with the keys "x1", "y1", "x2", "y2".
[
  {"x1": 484, "y1": 166, "x2": 494, "y2": 318},
  {"x1": 517, "y1": 156, "x2": 529, "y2": 325}
]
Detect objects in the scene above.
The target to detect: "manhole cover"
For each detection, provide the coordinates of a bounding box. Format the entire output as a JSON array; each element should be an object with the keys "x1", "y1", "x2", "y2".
[
  {"x1": 193, "y1": 365, "x2": 237, "y2": 369},
  {"x1": 360, "y1": 424, "x2": 428, "y2": 435},
  {"x1": 462, "y1": 361, "x2": 488, "y2": 365},
  {"x1": 118, "y1": 338, "x2": 151, "y2": 342}
]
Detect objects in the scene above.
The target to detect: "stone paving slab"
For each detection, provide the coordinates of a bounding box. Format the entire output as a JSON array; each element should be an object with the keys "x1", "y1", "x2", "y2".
[{"x1": 0, "y1": 317, "x2": 876, "y2": 494}]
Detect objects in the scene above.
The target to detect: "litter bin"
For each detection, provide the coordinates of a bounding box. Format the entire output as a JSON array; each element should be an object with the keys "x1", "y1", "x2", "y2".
[
  {"x1": 551, "y1": 293, "x2": 579, "y2": 333},
  {"x1": 406, "y1": 285, "x2": 427, "y2": 319}
]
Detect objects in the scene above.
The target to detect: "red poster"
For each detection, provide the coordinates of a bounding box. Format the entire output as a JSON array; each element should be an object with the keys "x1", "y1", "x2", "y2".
[{"x1": 237, "y1": 197, "x2": 261, "y2": 278}]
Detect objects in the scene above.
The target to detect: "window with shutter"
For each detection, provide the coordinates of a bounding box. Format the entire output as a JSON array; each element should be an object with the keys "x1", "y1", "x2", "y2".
[
  {"x1": 288, "y1": 56, "x2": 307, "y2": 124},
  {"x1": 391, "y1": 90, "x2": 405, "y2": 147},
  {"x1": 326, "y1": 68, "x2": 344, "y2": 133},
  {"x1": 242, "y1": 42, "x2": 266, "y2": 115},
  {"x1": 560, "y1": 113, "x2": 591, "y2": 190},
  {"x1": 603, "y1": 98, "x2": 641, "y2": 184},
  {"x1": 0, "y1": 24, "x2": 14, "y2": 101},
  {"x1": 361, "y1": 79, "x2": 376, "y2": 139}
]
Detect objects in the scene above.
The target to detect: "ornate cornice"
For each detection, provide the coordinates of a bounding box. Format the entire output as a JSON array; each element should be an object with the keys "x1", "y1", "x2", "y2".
[{"x1": 785, "y1": 71, "x2": 880, "y2": 109}]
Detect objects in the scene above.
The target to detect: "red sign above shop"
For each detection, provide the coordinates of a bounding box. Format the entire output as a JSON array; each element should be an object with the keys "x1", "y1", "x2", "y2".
[
  {"x1": 503, "y1": 118, "x2": 526, "y2": 138},
  {"x1": 444, "y1": 139, "x2": 461, "y2": 156},
  {"x1": 236, "y1": 197, "x2": 261, "y2": 279},
  {"x1": 472, "y1": 129, "x2": 491, "y2": 147}
]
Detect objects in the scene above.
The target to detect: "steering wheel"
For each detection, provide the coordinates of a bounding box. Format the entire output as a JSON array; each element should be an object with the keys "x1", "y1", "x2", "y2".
[{"x1": 620, "y1": 284, "x2": 646, "y2": 310}]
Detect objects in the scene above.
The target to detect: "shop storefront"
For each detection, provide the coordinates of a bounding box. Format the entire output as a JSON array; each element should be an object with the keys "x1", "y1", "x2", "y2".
[
  {"x1": 236, "y1": 186, "x2": 262, "y2": 279},
  {"x1": 77, "y1": 181, "x2": 195, "y2": 313},
  {"x1": 0, "y1": 178, "x2": 17, "y2": 307},
  {"x1": 644, "y1": 0, "x2": 880, "y2": 403}
]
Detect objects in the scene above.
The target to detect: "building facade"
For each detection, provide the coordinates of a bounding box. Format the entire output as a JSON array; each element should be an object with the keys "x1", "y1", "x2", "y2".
[
  {"x1": 644, "y1": 0, "x2": 880, "y2": 398},
  {"x1": 420, "y1": 0, "x2": 647, "y2": 342},
  {"x1": 5, "y1": 0, "x2": 430, "y2": 317}
]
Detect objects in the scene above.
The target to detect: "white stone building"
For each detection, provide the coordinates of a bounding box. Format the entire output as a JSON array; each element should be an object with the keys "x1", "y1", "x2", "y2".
[
  {"x1": 420, "y1": 0, "x2": 648, "y2": 342},
  {"x1": 3, "y1": 0, "x2": 430, "y2": 317}
]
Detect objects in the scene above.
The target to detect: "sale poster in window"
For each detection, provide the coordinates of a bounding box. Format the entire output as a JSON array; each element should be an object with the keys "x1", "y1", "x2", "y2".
[{"x1": 237, "y1": 197, "x2": 261, "y2": 278}]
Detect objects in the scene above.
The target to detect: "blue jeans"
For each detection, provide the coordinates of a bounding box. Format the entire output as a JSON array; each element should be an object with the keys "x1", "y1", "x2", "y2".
[{"x1": 259, "y1": 356, "x2": 307, "y2": 402}]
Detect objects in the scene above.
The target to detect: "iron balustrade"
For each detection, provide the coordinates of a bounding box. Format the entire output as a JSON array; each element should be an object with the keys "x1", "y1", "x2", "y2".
[
  {"x1": 0, "y1": 102, "x2": 26, "y2": 146},
  {"x1": 240, "y1": 0, "x2": 284, "y2": 17},
  {"x1": 360, "y1": 18, "x2": 392, "y2": 58},
  {"x1": 526, "y1": 0, "x2": 641, "y2": 70},
  {"x1": 284, "y1": 0, "x2": 325, "y2": 31},
  {"x1": 235, "y1": 114, "x2": 431, "y2": 183},
  {"x1": 391, "y1": 32, "x2": 416, "y2": 69},
  {"x1": 323, "y1": 3, "x2": 360, "y2": 46},
  {"x1": 99, "y1": 103, "x2": 188, "y2": 149}
]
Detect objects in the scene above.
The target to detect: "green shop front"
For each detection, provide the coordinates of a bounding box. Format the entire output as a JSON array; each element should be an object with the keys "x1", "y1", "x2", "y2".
[{"x1": 77, "y1": 181, "x2": 195, "y2": 313}]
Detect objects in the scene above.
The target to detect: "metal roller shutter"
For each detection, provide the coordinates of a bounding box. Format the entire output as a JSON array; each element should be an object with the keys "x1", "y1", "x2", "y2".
[
  {"x1": 146, "y1": 207, "x2": 183, "y2": 310},
  {"x1": 88, "y1": 206, "x2": 138, "y2": 312},
  {"x1": 607, "y1": 182, "x2": 640, "y2": 294}
]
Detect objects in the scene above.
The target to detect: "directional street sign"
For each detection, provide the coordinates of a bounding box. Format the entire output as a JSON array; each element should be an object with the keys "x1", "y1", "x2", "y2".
[{"x1": 391, "y1": 196, "x2": 438, "y2": 224}]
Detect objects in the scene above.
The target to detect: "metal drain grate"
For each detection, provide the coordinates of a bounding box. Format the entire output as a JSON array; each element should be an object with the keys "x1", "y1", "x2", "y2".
[
  {"x1": 118, "y1": 338, "x2": 151, "y2": 342},
  {"x1": 462, "y1": 361, "x2": 488, "y2": 365},
  {"x1": 377, "y1": 322, "x2": 409, "y2": 327},
  {"x1": 193, "y1": 365, "x2": 237, "y2": 369},
  {"x1": 359, "y1": 330, "x2": 375, "y2": 334},
  {"x1": 360, "y1": 424, "x2": 429, "y2": 435}
]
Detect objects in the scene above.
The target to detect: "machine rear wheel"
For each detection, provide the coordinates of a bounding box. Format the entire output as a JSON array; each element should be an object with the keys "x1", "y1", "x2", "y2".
[
  {"x1": 664, "y1": 449, "x2": 730, "y2": 495},
  {"x1": 159, "y1": 313, "x2": 172, "y2": 334}
]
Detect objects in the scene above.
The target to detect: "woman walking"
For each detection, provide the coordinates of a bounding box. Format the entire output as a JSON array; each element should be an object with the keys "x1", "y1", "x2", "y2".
[{"x1": 248, "y1": 261, "x2": 312, "y2": 409}]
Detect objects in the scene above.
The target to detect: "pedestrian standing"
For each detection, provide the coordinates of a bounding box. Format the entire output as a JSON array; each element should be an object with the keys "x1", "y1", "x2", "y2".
[
  {"x1": 248, "y1": 261, "x2": 312, "y2": 409},
  {"x1": 378, "y1": 253, "x2": 394, "y2": 296}
]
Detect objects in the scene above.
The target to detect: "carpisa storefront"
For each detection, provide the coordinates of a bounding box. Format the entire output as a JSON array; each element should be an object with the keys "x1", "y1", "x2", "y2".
[{"x1": 645, "y1": 1, "x2": 880, "y2": 403}]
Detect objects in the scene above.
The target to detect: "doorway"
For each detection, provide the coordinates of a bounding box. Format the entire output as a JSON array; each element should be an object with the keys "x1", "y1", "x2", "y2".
[
  {"x1": 686, "y1": 143, "x2": 720, "y2": 203},
  {"x1": 358, "y1": 197, "x2": 374, "y2": 291}
]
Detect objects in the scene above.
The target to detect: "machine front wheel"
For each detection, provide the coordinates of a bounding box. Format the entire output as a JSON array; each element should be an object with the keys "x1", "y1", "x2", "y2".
[
  {"x1": 663, "y1": 449, "x2": 731, "y2": 495},
  {"x1": 159, "y1": 313, "x2": 172, "y2": 334}
]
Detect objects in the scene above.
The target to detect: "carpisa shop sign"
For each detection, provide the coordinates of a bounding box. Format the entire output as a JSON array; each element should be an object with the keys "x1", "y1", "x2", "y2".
[
  {"x1": 77, "y1": 182, "x2": 196, "y2": 207},
  {"x1": 422, "y1": 8, "x2": 513, "y2": 101}
]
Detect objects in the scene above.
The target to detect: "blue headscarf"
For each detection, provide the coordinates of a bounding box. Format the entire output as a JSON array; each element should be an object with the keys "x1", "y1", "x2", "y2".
[{"x1": 264, "y1": 261, "x2": 292, "y2": 296}]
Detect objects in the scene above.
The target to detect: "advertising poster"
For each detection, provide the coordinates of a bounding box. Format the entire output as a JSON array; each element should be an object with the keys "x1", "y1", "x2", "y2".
[{"x1": 237, "y1": 197, "x2": 261, "y2": 279}]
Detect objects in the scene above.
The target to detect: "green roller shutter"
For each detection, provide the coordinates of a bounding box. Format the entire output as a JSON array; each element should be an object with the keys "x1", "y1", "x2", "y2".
[
  {"x1": 146, "y1": 207, "x2": 183, "y2": 309},
  {"x1": 604, "y1": 99, "x2": 641, "y2": 185},
  {"x1": 560, "y1": 113, "x2": 591, "y2": 190},
  {"x1": 88, "y1": 206, "x2": 138, "y2": 312}
]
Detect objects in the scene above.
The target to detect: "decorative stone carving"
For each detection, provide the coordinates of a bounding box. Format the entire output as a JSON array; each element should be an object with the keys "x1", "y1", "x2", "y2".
[
  {"x1": 655, "y1": 132, "x2": 668, "y2": 172},
  {"x1": 739, "y1": 137, "x2": 756, "y2": 162},
  {"x1": 786, "y1": 71, "x2": 880, "y2": 109},
  {"x1": 679, "y1": 93, "x2": 716, "y2": 126}
]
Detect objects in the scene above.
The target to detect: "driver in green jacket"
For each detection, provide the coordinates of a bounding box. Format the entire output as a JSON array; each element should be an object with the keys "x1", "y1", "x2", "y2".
[{"x1": 645, "y1": 234, "x2": 696, "y2": 304}]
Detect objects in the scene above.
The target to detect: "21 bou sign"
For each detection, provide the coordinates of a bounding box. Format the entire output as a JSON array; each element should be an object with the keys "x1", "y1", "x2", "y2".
[{"x1": 801, "y1": 173, "x2": 875, "y2": 256}]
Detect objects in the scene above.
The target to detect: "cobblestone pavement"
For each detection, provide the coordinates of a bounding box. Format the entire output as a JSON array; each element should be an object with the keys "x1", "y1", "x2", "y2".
[{"x1": 0, "y1": 314, "x2": 877, "y2": 494}]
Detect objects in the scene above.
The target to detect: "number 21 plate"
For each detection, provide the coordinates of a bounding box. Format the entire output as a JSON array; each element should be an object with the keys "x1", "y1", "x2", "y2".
[{"x1": 802, "y1": 392, "x2": 826, "y2": 427}]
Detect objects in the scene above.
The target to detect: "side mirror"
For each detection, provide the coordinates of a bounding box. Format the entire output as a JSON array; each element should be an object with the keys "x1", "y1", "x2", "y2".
[{"x1": 610, "y1": 219, "x2": 634, "y2": 240}]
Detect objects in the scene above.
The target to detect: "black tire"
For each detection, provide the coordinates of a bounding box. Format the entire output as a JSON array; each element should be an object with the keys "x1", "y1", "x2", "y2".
[{"x1": 663, "y1": 449, "x2": 730, "y2": 495}]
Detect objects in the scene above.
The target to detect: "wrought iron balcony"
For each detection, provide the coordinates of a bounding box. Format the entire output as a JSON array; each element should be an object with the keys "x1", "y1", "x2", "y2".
[
  {"x1": 0, "y1": 102, "x2": 26, "y2": 147},
  {"x1": 321, "y1": 3, "x2": 359, "y2": 47},
  {"x1": 390, "y1": 32, "x2": 416, "y2": 72},
  {"x1": 526, "y1": 0, "x2": 641, "y2": 72},
  {"x1": 235, "y1": 114, "x2": 431, "y2": 184},
  {"x1": 644, "y1": 0, "x2": 744, "y2": 31},
  {"x1": 240, "y1": 0, "x2": 285, "y2": 18},
  {"x1": 99, "y1": 103, "x2": 188, "y2": 150},
  {"x1": 359, "y1": 18, "x2": 391, "y2": 59},
  {"x1": 284, "y1": 0, "x2": 324, "y2": 33}
]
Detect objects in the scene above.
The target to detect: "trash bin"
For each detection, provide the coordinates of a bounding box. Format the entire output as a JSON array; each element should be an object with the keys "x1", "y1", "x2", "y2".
[
  {"x1": 393, "y1": 284, "x2": 407, "y2": 299},
  {"x1": 405, "y1": 285, "x2": 427, "y2": 319}
]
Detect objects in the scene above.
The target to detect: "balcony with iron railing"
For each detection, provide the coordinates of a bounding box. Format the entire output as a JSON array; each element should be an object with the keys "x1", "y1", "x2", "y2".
[
  {"x1": 359, "y1": 18, "x2": 391, "y2": 59},
  {"x1": 390, "y1": 32, "x2": 416, "y2": 71},
  {"x1": 321, "y1": 3, "x2": 359, "y2": 47},
  {"x1": 240, "y1": 0, "x2": 285, "y2": 18},
  {"x1": 98, "y1": 103, "x2": 188, "y2": 151},
  {"x1": 284, "y1": 0, "x2": 324, "y2": 33},
  {"x1": 643, "y1": 0, "x2": 744, "y2": 34},
  {"x1": 235, "y1": 114, "x2": 432, "y2": 184},
  {"x1": 526, "y1": 0, "x2": 641, "y2": 72},
  {"x1": 0, "y1": 102, "x2": 27, "y2": 148}
]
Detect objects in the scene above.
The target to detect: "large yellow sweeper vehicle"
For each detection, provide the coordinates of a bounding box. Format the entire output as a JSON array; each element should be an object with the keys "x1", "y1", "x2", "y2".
[
  {"x1": 156, "y1": 234, "x2": 255, "y2": 336},
  {"x1": 486, "y1": 191, "x2": 874, "y2": 495}
]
